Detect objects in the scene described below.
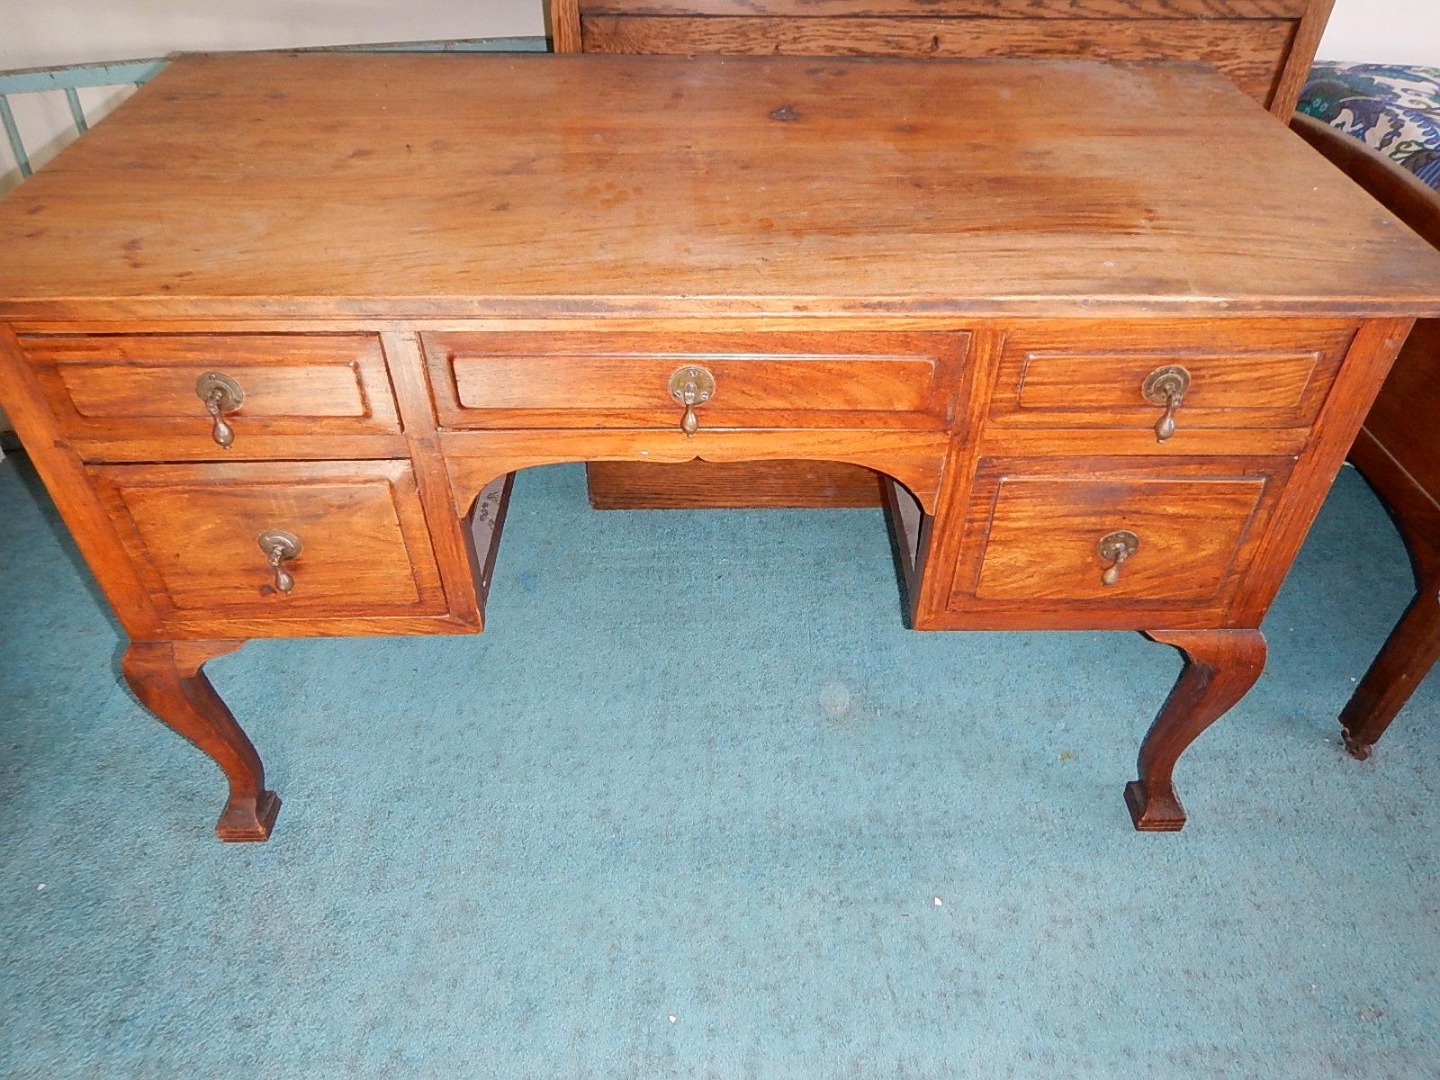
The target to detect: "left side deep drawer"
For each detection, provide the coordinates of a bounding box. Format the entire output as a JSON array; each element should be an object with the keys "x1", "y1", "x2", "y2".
[
  {"x1": 89, "y1": 459, "x2": 448, "y2": 626},
  {"x1": 20, "y1": 333, "x2": 402, "y2": 459}
]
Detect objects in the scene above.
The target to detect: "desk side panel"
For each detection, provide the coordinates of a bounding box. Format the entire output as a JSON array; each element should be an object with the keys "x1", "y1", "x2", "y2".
[
  {"x1": 0, "y1": 323, "x2": 164, "y2": 638},
  {"x1": 1229, "y1": 316, "x2": 1414, "y2": 625}
]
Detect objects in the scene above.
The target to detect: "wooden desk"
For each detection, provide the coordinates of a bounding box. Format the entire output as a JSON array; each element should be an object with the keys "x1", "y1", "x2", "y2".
[{"x1": 2, "y1": 53, "x2": 1439, "y2": 840}]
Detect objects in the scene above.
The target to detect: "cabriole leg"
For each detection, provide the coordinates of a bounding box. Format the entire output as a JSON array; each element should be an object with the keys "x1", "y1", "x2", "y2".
[
  {"x1": 121, "y1": 640, "x2": 280, "y2": 841},
  {"x1": 1126, "y1": 629, "x2": 1267, "y2": 832}
]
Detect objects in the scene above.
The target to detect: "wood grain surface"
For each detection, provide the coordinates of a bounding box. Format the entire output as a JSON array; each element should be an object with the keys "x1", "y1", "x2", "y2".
[
  {"x1": 587, "y1": 458, "x2": 886, "y2": 507},
  {"x1": 579, "y1": 16, "x2": 1295, "y2": 104},
  {"x1": 561, "y1": 0, "x2": 1333, "y2": 115},
  {"x1": 4, "y1": 53, "x2": 1440, "y2": 321}
]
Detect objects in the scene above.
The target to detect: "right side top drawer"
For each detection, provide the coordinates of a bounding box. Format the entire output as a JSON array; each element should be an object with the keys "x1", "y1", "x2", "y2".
[
  {"x1": 18, "y1": 333, "x2": 402, "y2": 460},
  {"x1": 986, "y1": 319, "x2": 1359, "y2": 449}
]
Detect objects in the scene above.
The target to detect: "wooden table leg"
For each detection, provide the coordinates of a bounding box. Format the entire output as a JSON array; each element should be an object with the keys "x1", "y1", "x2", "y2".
[
  {"x1": 1339, "y1": 571, "x2": 1440, "y2": 760},
  {"x1": 1126, "y1": 629, "x2": 1267, "y2": 832},
  {"x1": 121, "y1": 640, "x2": 280, "y2": 842}
]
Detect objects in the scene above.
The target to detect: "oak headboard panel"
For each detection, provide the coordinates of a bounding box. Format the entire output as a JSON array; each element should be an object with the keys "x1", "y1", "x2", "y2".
[{"x1": 548, "y1": 0, "x2": 1335, "y2": 118}]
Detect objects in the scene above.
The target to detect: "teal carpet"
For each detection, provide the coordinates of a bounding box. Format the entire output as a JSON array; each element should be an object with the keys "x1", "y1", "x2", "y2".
[{"x1": 0, "y1": 453, "x2": 1435, "y2": 1078}]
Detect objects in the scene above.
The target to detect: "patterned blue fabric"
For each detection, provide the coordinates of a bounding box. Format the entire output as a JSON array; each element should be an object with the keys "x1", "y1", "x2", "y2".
[{"x1": 1298, "y1": 62, "x2": 1440, "y2": 191}]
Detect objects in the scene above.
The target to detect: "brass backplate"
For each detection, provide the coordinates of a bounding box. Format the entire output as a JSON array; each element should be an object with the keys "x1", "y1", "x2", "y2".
[
  {"x1": 1141, "y1": 365, "x2": 1190, "y2": 405},
  {"x1": 1098, "y1": 530, "x2": 1140, "y2": 563},
  {"x1": 196, "y1": 370, "x2": 245, "y2": 411},
  {"x1": 668, "y1": 365, "x2": 715, "y2": 405},
  {"x1": 257, "y1": 529, "x2": 302, "y2": 561}
]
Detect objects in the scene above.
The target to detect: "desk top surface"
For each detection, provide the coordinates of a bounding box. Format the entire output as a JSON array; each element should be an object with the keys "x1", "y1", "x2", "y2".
[{"x1": 3, "y1": 51, "x2": 1440, "y2": 321}]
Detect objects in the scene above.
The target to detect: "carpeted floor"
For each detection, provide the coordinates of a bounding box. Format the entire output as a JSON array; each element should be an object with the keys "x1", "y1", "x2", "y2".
[{"x1": 0, "y1": 452, "x2": 1435, "y2": 1078}]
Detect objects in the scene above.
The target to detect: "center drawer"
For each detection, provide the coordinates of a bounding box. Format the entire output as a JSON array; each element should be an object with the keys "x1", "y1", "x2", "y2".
[{"x1": 423, "y1": 331, "x2": 966, "y2": 431}]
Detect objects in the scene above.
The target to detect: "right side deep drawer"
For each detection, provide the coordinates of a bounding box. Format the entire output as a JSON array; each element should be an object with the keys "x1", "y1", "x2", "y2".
[{"x1": 20, "y1": 333, "x2": 402, "y2": 459}]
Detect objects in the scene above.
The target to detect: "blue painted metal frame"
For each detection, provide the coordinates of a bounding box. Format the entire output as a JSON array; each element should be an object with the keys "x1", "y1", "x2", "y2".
[
  {"x1": 0, "y1": 58, "x2": 170, "y2": 95},
  {"x1": 0, "y1": 59, "x2": 168, "y2": 176},
  {"x1": 0, "y1": 37, "x2": 547, "y2": 180}
]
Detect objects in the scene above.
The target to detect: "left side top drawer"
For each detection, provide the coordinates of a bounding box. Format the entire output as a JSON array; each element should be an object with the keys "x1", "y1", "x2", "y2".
[{"x1": 18, "y1": 333, "x2": 403, "y2": 461}]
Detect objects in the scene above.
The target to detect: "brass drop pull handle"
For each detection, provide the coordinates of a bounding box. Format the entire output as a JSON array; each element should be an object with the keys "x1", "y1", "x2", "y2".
[
  {"x1": 668, "y1": 365, "x2": 716, "y2": 437},
  {"x1": 1141, "y1": 365, "x2": 1191, "y2": 443},
  {"x1": 1098, "y1": 530, "x2": 1139, "y2": 587},
  {"x1": 195, "y1": 372, "x2": 245, "y2": 449},
  {"x1": 257, "y1": 529, "x2": 302, "y2": 595}
]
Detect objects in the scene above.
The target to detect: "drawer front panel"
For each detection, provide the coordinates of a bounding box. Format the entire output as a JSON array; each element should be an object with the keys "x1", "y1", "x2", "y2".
[
  {"x1": 424, "y1": 331, "x2": 966, "y2": 430},
  {"x1": 92, "y1": 461, "x2": 446, "y2": 620},
  {"x1": 24, "y1": 334, "x2": 400, "y2": 455},
  {"x1": 944, "y1": 459, "x2": 1288, "y2": 624},
  {"x1": 989, "y1": 320, "x2": 1356, "y2": 437},
  {"x1": 974, "y1": 477, "x2": 1266, "y2": 602}
]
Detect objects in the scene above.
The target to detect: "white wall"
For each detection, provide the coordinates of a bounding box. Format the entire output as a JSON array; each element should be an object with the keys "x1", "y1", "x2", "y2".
[
  {"x1": 1320, "y1": 0, "x2": 1440, "y2": 65},
  {"x1": 0, "y1": 1, "x2": 544, "y2": 71}
]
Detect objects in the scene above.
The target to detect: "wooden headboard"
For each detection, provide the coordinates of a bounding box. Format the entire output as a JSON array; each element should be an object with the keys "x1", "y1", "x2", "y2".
[{"x1": 548, "y1": 0, "x2": 1335, "y2": 118}]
